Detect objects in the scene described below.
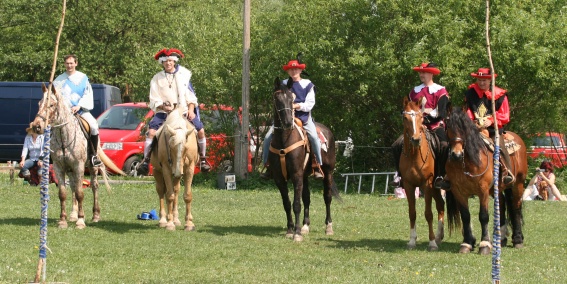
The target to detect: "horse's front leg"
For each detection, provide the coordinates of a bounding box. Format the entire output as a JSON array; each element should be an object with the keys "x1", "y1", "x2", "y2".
[
  {"x1": 183, "y1": 168, "x2": 196, "y2": 231},
  {"x1": 69, "y1": 168, "x2": 86, "y2": 229},
  {"x1": 300, "y1": 175, "x2": 311, "y2": 236},
  {"x1": 56, "y1": 170, "x2": 69, "y2": 229},
  {"x1": 90, "y1": 166, "x2": 101, "y2": 223},
  {"x1": 423, "y1": 185, "x2": 439, "y2": 251},
  {"x1": 154, "y1": 171, "x2": 168, "y2": 228},
  {"x1": 404, "y1": 184, "x2": 418, "y2": 249},
  {"x1": 458, "y1": 200, "x2": 476, "y2": 253},
  {"x1": 478, "y1": 195, "x2": 492, "y2": 255},
  {"x1": 172, "y1": 177, "x2": 182, "y2": 228},
  {"x1": 276, "y1": 179, "x2": 294, "y2": 239},
  {"x1": 323, "y1": 173, "x2": 334, "y2": 235},
  {"x1": 164, "y1": 175, "x2": 179, "y2": 231},
  {"x1": 292, "y1": 177, "x2": 305, "y2": 242}
]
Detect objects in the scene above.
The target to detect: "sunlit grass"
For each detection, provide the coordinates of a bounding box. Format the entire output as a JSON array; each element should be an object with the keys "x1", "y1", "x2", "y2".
[{"x1": 0, "y1": 173, "x2": 566, "y2": 283}]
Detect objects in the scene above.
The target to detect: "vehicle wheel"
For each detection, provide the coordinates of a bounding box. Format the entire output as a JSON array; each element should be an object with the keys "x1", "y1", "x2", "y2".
[{"x1": 123, "y1": 156, "x2": 142, "y2": 176}]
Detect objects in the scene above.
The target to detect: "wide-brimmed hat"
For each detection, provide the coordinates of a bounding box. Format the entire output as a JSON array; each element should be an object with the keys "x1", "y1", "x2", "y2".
[
  {"x1": 471, "y1": 68, "x2": 497, "y2": 79},
  {"x1": 412, "y1": 62, "x2": 441, "y2": 75},
  {"x1": 282, "y1": 60, "x2": 306, "y2": 71},
  {"x1": 154, "y1": 48, "x2": 185, "y2": 63}
]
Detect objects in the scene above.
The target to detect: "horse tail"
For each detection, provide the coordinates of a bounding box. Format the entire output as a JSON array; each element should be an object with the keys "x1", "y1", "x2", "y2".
[
  {"x1": 445, "y1": 190, "x2": 462, "y2": 235},
  {"x1": 98, "y1": 146, "x2": 127, "y2": 176},
  {"x1": 330, "y1": 178, "x2": 343, "y2": 203}
]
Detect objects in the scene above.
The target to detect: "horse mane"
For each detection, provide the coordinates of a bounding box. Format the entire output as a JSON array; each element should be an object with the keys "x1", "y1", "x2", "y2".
[{"x1": 446, "y1": 107, "x2": 486, "y2": 167}]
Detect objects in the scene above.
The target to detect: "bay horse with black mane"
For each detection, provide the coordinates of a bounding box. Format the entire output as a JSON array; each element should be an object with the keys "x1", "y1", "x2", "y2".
[
  {"x1": 444, "y1": 106, "x2": 527, "y2": 254},
  {"x1": 269, "y1": 77, "x2": 340, "y2": 242},
  {"x1": 31, "y1": 84, "x2": 126, "y2": 229},
  {"x1": 397, "y1": 96, "x2": 445, "y2": 251}
]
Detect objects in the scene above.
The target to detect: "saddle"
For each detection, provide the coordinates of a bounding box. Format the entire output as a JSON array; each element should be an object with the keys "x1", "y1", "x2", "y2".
[
  {"x1": 294, "y1": 117, "x2": 329, "y2": 154},
  {"x1": 479, "y1": 131, "x2": 521, "y2": 155},
  {"x1": 75, "y1": 114, "x2": 91, "y2": 139}
]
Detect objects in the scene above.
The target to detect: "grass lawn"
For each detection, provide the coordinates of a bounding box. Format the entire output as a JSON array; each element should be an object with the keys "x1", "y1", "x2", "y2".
[{"x1": 0, "y1": 173, "x2": 566, "y2": 283}]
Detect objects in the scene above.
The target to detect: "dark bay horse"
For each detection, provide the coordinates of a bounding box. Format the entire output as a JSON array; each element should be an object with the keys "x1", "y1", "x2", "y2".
[
  {"x1": 151, "y1": 108, "x2": 199, "y2": 231},
  {"x1": 31, "y1": 84, "x2": 125, "y2": 229},
  {"x1": 444, "y1": 107, "x2": 527, "y2": 254},
  {"x1": 398, "y1": 96, "x2": 445, "y2": 250},
  {"x1": 269, "y1": 77, "x2": 340, "y2": 242}
]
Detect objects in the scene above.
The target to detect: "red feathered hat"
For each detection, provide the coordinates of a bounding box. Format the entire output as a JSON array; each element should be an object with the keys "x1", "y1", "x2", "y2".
[
  {"x1": 282, "y1": 60, "x2": 306, "y2": 71},
  {"x1": 471, "y1": 68, "x2": 497, "y2": 79},
  {"x1": 412, "y1": 62, "x2": 441, "y2": 75},
  {"x1": 154, "y1": 48, "x2": 185, "y2": 62}
]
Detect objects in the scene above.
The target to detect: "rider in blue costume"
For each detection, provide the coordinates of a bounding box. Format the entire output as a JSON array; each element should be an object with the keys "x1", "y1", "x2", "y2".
[
  {"x1": 53, "y1": 54, "x2": 102, "y2": 167},
  {"x1": 261, "y1": 58, "x2": 324, "y2": 179}
]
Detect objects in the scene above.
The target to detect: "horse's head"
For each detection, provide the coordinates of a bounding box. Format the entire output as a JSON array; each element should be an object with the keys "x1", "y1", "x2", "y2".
[
  {"x1": 31, "y1": 83, "x2": 62, "y2": 134},
  {"x1": 445, "y1": 107, "x2": 484, "y2": 166},
  {"x1": 164, "y1": 109, "x2": 191, "y2": 178},
  {"x1": 402, "y1": 96, "x2": 424, "y2": 146},
  {"x1": 272, "y1": 77, "x2": 295, "y2": 130}
]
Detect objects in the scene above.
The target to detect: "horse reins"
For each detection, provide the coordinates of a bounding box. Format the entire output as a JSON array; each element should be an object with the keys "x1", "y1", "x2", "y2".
[{"x1": 450, "y1": 136, "x2": 491, "y2": 178}]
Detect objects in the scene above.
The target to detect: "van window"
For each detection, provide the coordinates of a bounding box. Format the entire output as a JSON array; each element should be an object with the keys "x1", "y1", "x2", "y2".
[
  {"x1": 97, "y1": 105, "x2": 148, "y2": 130},
  {"x1": 533, "y1": 136, "x2": 562, "y2": 147}
]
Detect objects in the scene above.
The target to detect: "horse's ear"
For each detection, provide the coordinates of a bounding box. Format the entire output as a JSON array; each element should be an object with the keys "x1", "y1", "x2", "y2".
[
  {"x1": 274, "y1": 77, "x2": 280, "y2": 90},
  {"x1": 402, "y1": 96, "x2": 409, "y2": 108},
  {"x1": 446, "y1": 101, "x2": 453, "y2": 116},
  {"x1": 41, "y1": 83, "x2": 47, "y2": 93},
  {"x1": 286, "y1": 77, "x2": 293, "y2": 89}
]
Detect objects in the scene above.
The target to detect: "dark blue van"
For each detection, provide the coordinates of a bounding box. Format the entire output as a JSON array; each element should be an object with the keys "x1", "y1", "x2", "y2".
[{"x1": 0, "y1": 82, "x2": 122, "y2": 162}]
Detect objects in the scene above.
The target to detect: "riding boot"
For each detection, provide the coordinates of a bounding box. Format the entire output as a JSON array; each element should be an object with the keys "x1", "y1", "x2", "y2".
[
  {"x1": 260, "y1": 164, "x2": 272, "y2": 180},
  {"x1": 500, "y1": 137, "x2": 515, "y2": 186},
  {"x1": 434, "y1": 141, "x2": 451, "y2": 190},
  {"x1": 312, "y1": 159, "x2": 324, "y2": 179},
  {"x1": 89, "y1": 134, "x2": 103, "y2": 167},
  {"x1": 200, "y1": 156, "x2": 211, "y2": 172},
  {"x1": 137, "y1": 156, "x2": 150, "y2": 176},
  {"x1": 391, "y1": 136, "x2": 403, "y2": 187}
]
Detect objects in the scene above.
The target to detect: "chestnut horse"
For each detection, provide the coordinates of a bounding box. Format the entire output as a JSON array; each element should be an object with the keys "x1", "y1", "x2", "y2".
[
  {"x1": 31, "y1": 84, "x2": 125, "y2": 229},
  {"x1": 398, "y1": 96, "x2": 445, "y2": 250},
  {"x1": 444, "y1": 107, "x2": 527, "y2": 254},
  {"x1": 268, "y1": 77, "x2": 340, "y2": 242},
  {"x1": 150, "y1": 108, "x2": 199, "y2": 231}
]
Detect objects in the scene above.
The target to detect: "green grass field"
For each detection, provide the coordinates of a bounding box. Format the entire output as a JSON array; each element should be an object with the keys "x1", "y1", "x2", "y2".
[{"x1": 1, "y1": 173, "x2": 566, "y2": 283}]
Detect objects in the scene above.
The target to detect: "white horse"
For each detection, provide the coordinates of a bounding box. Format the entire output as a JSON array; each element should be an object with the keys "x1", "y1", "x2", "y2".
[{"x1": 31, "y1": 84, "x2": 125, "y2": 229}]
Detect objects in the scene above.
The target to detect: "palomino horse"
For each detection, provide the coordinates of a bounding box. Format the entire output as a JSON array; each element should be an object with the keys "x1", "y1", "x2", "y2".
[
  {"x1": 398, "y1": 96, "x2": 445, "y2": 250},
  {"x1": 150, "y1": 108, "x2": 199, "y2": 231},
  {"x1": 31, "y1": 84, "x2": 125, "y2": 229},
  {"x1": 269, "y1": 77, "x2": 340, "y2": 242},
  {"x1": 444, "y1": 107, "x2": 527, "y2": 254}
]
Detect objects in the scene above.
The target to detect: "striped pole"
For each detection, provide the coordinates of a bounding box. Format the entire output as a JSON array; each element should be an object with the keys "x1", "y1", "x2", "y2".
[{"x1": 35, "y1": 126, "x2": 51, "y2": 282}]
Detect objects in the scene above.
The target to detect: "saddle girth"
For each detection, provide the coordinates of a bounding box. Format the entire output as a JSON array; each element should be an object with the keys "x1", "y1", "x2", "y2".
[{"x1": 269, "y1": 123, "x2": 308, "y2": 181}]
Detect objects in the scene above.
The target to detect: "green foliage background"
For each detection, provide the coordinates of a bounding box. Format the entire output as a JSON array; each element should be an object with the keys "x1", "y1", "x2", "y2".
[{"x1": 1, "y1": 0, "x2": 566, "y2": 173}]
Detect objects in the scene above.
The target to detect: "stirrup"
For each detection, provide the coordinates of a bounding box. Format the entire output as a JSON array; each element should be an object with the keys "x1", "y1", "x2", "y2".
[
  {"x1": 91, "y1": 156, "x2": 103, "y2": 167},
  {"x1": 434, "y1": 176, "x2": 450, "y2": 190},
  {"x1": 200, "y1": 156, "x2": 211, "y2": 172},
  {"x1": 313, "y1": 163, "x2": 324, "y2": 179},
  {"x1": 503, "y1": 171, "x2": 515, "y2": 186}
]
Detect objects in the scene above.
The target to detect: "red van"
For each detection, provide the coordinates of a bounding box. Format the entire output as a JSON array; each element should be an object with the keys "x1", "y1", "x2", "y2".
[
  {"x1": 528, "y1": 132, "x2": 567, "y2": 168},
  {"x1": 97, "y1": 102, "x2": 252, "y2": 175}
]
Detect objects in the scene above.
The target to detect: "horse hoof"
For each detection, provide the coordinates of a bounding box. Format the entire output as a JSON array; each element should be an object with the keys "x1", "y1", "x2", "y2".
[
  {"x1": 285, "y1": 232, "x2": 294, "y2": 239},
  {"x1": 428, "y1": 240, "x2": 439, "y2": 251},
  {"x1": 184, "y1": 226, "x2": 196, "y2": 231},
  {"x1": 293, "y1": 234, "x2": 303, "y2": 242},
  {"x1": 478, "y1": 247, "x2": 491, "y2": 255},
  {"x1": 459, "y1": 243, "x2": 472, "y2": 254},
  {"x1": 301, "y1": 225, "x2": 310, "y2": 235},
  {"x1": 407, "y1": 244, "x2": 416, "y2": 250},
  {"x1": 166, "y1": 224, "x2": 176, "y2": 231},
  {"x1": 158, "y1": 221, "x2": 168, "y2": 228},
  {"x1": 69, "y1": 215, "x2": 78, "y2": 222},
  {"x1": 513, "y1": 243, "x2": 524, "y2": 249},
  {"x1": 92, "y1": 216, "x2": 101, "y2": 223},
  {"x1": 76, "y1": 219, "x2": 86, "y2": 229},
  {"x1": 58, "y1": 221, "x2": 68, "y2": 229},
  {"x1": 325, "y1": 223, "x2": 334, "y2": 235},
  {"x1": 174, "y1": 219, "x2": 182, "y2": 227},
  {"x1": 435, "y1": 238, "x2": 443, "y2": 246}
]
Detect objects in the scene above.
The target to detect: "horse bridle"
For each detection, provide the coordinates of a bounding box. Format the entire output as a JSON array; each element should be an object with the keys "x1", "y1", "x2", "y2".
[
  {"x1": 449, "y1": 135, "x2": 490, "y2": 178},
  {"x1": 272, "y1": 89, "x2": 295, "y2": 130}
]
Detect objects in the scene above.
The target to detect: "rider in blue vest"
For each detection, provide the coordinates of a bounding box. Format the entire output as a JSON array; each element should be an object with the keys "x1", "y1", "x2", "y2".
[
  {"x1": 261, "y1": 58, "x2": 324, "y2": 179},
  {"x1": 53, "y1": 54, "x2": 102, "y2": 167}
]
